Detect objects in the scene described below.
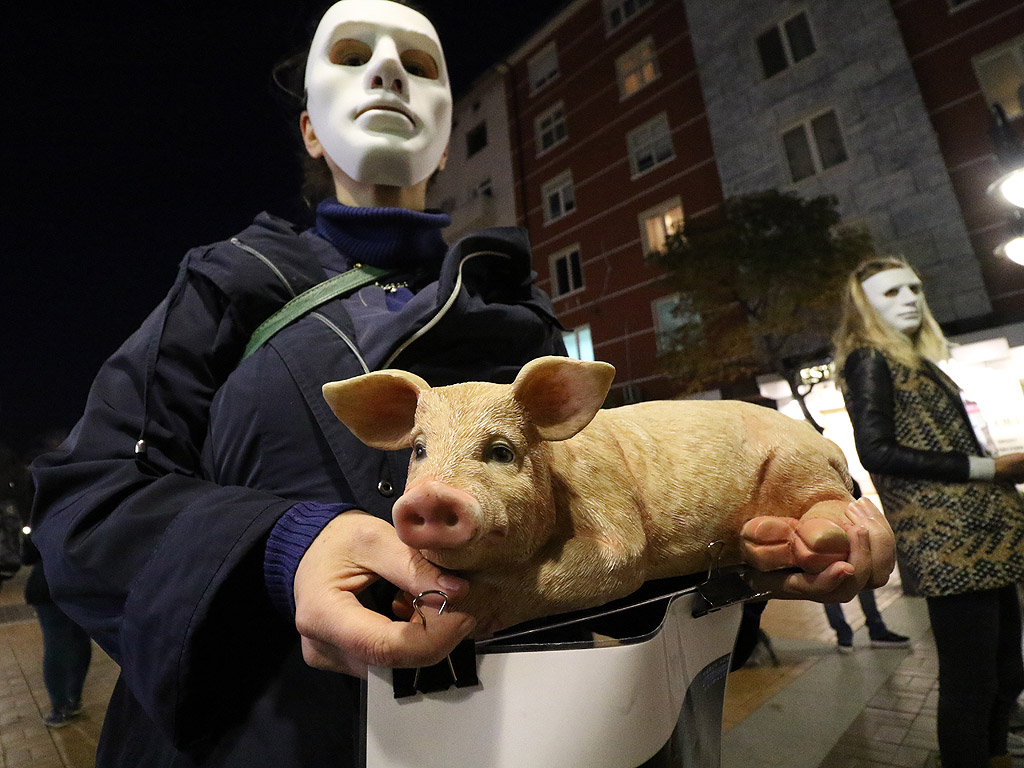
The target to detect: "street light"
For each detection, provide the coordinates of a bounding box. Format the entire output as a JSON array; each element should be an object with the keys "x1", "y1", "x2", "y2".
[
  {"x1": 986, "y1": 104, "x2": 1024, "y2": 260},
  {"x1": 988, "y1": 167, "x2": 1024, "y2": 209},
  {"x1": 996, "y1": 210, "x2": 1024, "y2": 266}
]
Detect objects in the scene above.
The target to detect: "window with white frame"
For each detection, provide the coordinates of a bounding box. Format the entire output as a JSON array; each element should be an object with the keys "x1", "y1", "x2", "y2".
[
  {"x1": 535, "y1": 102, "x2": 568, "y2": 154},
  {"x1": 528, "y1": 41, "x2": 560, "y2": 94},
  {"x1": 627, "y1": 113, "x2": 675, "y2": 178},
  {"x1": 638, "y1": 196, "x2": 684, "y2": 255},
  {"x1": 616, "y1": 36, "x2": 660, "y2": 99},
  {"x1": 756, "y1": 11, "x2": 816, "y2": 79},
  {"x1": 652, "y1": 294, "x2": 700, "y2": 354},
  {"x1": 973, "y1": 37, "x2": 1024, "y2": 119},
  {"x1": 541, "y1": 171, "x2": 576, "y2": 224},
  {"x1": 603, "y1": 0, "x2": 654, "y2": 34},
  {"x1": 562, "y1": 324, "x2": 595, "y2": 361},
  {"x1": 782, "y1": 109, "x2": 848, "y2": 182},
  {"x1": 549, "y1": 245, "x2": 584, "y2": 298}
]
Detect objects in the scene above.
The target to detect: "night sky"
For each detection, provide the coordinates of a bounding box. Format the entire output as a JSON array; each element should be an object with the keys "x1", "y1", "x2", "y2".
[{"x1": 2, "y1": 1, "x2": 559, "y2": 452}]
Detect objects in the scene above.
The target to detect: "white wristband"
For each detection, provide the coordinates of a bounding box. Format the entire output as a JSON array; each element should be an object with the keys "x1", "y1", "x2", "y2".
[{"x1": 968, "y1": 456, "x2": 996, "y2": 481}]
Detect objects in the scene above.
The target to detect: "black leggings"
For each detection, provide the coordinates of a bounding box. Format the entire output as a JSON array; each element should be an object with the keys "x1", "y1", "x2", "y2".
[{"x1": 927, "y1": 585, "x2": 1024, "y2": 767}]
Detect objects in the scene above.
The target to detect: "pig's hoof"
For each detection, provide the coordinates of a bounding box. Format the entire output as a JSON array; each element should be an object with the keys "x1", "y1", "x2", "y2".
[{"x1": 798, "y1": 518, "x2": 849, "y2": 553}]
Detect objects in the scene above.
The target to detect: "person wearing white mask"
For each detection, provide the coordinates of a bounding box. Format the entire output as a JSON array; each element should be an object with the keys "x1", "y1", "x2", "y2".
[
  {"x1": 834, "y1": 256, "x2": 1024, "y2": 768},
  {"x1": 30, "y1": 2, "x2": 559, "y2": 765},
  {"x1": 29, "y1": 2, "x2": 898, "y2": 765}
]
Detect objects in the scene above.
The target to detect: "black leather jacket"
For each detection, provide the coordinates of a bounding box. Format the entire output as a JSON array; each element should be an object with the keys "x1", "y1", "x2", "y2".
[{"x1": 842, "y1": 347, "x2": 971, "y2": 482}]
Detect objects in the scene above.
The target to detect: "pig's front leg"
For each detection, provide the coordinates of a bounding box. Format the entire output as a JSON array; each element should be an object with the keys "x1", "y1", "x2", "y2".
[
  {"x1": 740, "y1": 497, "x2": 895, "y2": 602},
  {"x1": 743, "y1": 498, "x2": 852, "y2": 573},
  {"x1": 536, "y1": 531, "x2": 648, "y2": 611}
]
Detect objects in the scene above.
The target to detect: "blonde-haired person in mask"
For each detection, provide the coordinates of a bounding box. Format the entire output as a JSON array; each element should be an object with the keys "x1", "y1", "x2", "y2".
[{"x1": 835, "y1": 256, "x2": 1024, "y2": 768}]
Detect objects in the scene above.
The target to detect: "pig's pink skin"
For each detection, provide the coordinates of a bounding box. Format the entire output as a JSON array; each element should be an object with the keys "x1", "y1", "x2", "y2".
[
  {"x1": 323, "y1": 358, "x2": 859, "y2": 630},
  {"x1": 400, "y1": 397, "x2": 851, "y2": 629}
]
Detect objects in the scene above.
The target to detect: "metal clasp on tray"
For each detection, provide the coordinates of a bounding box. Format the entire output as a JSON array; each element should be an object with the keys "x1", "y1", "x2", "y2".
[
  {"x1": 392, "y1": 590, "x2": 479, "y2": 699},
  {"x1": 692, "y1": 541, "x2": 770, "y2": 618}
]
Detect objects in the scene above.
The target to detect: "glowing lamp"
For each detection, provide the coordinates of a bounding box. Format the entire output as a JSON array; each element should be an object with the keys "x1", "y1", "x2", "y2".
[
  {"x1": 989, "y1": 168, "x2": 1024, "y2": 209},
  {"x1": 1001, "y1": 236, "x2": 1024, "y2": 266}
]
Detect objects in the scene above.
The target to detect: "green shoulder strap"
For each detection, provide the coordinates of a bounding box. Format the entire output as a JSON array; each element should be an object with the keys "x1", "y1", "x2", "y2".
[{"x1": 242, "y1": 264, "x2": 394, "y2": 362}]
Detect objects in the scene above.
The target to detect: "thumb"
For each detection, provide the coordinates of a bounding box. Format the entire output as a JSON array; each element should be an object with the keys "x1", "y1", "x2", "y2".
[{"x1": 369, "y1": 533, "x2": 471, "y2": 607}]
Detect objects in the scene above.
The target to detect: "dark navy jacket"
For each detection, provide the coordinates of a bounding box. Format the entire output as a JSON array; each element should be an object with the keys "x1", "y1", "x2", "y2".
[{"x1": 31, "y1": 213, "x2": 564, "y2": 767}]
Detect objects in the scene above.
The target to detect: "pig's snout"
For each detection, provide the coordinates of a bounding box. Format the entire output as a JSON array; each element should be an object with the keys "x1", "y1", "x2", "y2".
[{"x1": 393, "y1": 480, "x2": 481, "y2": 550}]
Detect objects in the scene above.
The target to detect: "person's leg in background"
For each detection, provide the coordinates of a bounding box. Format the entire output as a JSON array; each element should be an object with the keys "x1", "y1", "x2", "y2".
[
  {"x1": 992, "y1": 584, "x2": 1024, "y2": 760},
  {"x1": 857, "y1": 589, "x2": 910, "y2": 648},
  {"x1": 927, "y1": 589, "x2": 1003, "y2": 768},
  {"x1": 33, "y1": 601, "x2": 92, "y2": 726},
  {"x1": 824, "y1": 602, "x2": 854, "y2": 652},
  {"x1": 65, "y1": 611, "x2": 92, "y2": 713},
  {"x1": 732, "y1": 600, "x2": 774, "y2": 669}
]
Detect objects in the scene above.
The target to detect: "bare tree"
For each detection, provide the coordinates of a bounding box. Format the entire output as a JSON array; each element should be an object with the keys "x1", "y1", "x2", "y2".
[{"x1": 651, "y1": 190, "x2": 875, "y2": 431}]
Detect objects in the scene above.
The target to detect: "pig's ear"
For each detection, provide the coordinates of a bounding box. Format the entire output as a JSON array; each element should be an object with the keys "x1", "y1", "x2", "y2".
[
  {"x1": 322, "y1": 370, "x2": 429, "y2": 450},
  {"x1": 512, "y1": 356, "x2": 616, "y2": 441}
]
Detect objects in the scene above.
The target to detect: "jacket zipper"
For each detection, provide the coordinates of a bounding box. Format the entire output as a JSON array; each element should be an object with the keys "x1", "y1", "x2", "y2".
[{"x1": 381, "y1": 250, "x2": 510, "y2": 370}]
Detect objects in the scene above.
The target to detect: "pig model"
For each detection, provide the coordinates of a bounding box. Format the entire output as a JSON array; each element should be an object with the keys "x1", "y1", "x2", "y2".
[{"x1": 322, "y1": 356, "x2": 863, "y2": 629}]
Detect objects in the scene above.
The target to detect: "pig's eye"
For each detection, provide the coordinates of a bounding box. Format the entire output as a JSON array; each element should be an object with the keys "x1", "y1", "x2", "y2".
[
  {"x1": 487, "y1": 442, "x2": 516, "y2": 464},
  {"x1": 413, "y1": 441, "x2": 427, "y2": 460}
]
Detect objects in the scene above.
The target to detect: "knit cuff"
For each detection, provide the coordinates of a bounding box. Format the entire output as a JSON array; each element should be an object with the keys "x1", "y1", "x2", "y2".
[
  {"x1": 264, "y1": 501, "x2": 355, "y2": 618},
  {"x1": 968, "y1": 456, "x2": 996, "y2": 481}
]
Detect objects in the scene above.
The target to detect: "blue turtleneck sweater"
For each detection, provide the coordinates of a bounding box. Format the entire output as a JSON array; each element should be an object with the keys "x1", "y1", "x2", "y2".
[
  {"x1": 264, "y1": 200, "x2": 450, "y2": 616},
  {"x1": 312, "y1": 199, "x2": 450, "y2": 311},
  {"x1": 312, "y1": 198, "x2": 450, "y2": 269}
]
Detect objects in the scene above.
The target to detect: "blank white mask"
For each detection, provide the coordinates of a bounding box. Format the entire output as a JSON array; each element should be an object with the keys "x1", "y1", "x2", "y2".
[
  {"x1": 305, "y1": 0, "x2": 452, "y2": 188},
  {"x1": 861, "y1": 267, "x2": 924, "y2": 335}
]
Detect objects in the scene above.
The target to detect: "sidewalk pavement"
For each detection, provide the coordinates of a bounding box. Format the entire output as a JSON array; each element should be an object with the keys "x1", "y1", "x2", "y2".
[
  {"x1": 723, "y1": 578, "x2": 942, "y2": 767},
  {"x1": 0, "y1": 571, "x2": 116, "y2": 768}
]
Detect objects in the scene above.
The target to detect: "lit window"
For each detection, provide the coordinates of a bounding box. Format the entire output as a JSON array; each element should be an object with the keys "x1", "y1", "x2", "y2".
[
  {"x1": 535, "y1": 102, "x2": 568, "y2": 155},
  {"x1": 627, "y1": 113, "x2": 675, "y2": 178},
  {"x1": 603, "y1": 0, "x2": 654, "y2": 34},
  {"x1": 652, "y1": 294, "x2": 700, "y2": 354},
  {"x1": 973, "y1": 38, "x2": 1024, "y2": 119},
  {"x1": 616, "y1": 36, "x2": 660, "y2": 99},
  {"x1": 782, "y1": 109, "x2": 848, "y2": 182},
  {"x1": 638, "y1": 197, "x2": 684, "y2": 255},
  {"x1": 465, "y1": 122, "x2": 487, "y2": 158},
  {"x1": 562, "y1": 324, "x2": 595, "y2": 361},
  {"x1": 541, "y1": 171, "x2": 576, "y2": 224},
  {"x1": 757, "y1": 11, "x2": 816, "y2": 79},
  {"x1": 549, "y1": 245, "x2": 584, "y2": 298},
  {"x1": 528, "y1": 42, "x2": 560, "y2": 94}
]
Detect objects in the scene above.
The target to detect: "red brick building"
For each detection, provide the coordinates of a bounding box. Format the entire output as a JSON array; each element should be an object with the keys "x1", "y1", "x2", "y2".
[
  {"x1": 430, "y1": 0, "x2": 1024, "y2": 407},
  {"x1": 502, "y1": 0, "x2": 721, "y2": 403}
]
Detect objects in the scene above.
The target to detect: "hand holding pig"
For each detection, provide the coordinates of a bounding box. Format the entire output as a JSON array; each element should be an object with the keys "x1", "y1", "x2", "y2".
[
  {"x1": 323, "y1": 356, "x2": 896, "y2": 631},
  {"x1": 293, "y1": 511, "x2": 476, "y2": 678},
  {"x1": 741, "y1": 496, "x2": 894, "y2": 603}
]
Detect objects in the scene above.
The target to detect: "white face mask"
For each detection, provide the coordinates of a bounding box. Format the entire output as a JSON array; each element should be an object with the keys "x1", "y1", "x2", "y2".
[
  {"x1": 861, "y1": 267, "x2": 925, "y2": 335},
  {"x1": 305, "y1": 0, "x2": 452, "y2": 188}
]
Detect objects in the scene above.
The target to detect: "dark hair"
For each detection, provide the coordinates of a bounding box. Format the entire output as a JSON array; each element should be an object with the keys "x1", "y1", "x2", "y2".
[
  {"x1": 271, "y1": 0, "x2": 432, "y2": 209},
  {"x1": 271, "y1": 50, "x2": 335, "y2": 209}
]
